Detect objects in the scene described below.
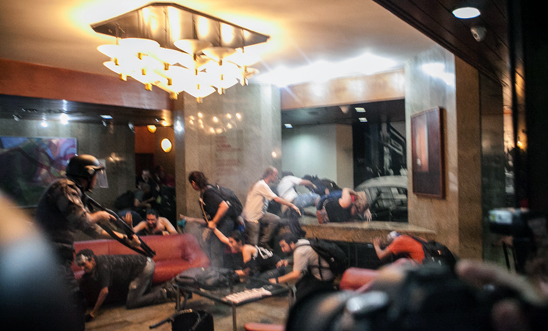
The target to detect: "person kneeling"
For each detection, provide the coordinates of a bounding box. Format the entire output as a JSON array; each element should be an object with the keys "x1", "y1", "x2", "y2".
[
  {"x1": 269, "y1": 233, "x2": 336, "y2": 302},
  {"x1": 75, "y1": 249, "x2": 178, "y2": 321},
  {"x1": 208, "y1": 222, "x2": 286, "y2": 287}
]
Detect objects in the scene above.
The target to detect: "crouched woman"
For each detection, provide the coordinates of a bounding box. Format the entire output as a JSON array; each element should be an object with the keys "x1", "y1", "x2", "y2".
[{"x1": 208, "y1": 223, "x2": 286, "y2": 287}]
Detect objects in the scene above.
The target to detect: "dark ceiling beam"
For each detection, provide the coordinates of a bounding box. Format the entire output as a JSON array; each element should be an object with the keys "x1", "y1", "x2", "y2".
[{"x1": 374, "y1": 0, "x2": 512, "y2": 87}]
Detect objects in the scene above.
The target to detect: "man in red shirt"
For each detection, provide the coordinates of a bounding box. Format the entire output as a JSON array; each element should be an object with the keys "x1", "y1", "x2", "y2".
[{"x1": 373, "y1": 231, "x2": 425, "y2": 264}]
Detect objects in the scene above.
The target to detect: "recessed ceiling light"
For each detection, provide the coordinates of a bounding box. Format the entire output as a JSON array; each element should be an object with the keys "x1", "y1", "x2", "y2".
[
  {"x1": 359, "y1": 117, "x2": 368, "y2": 122},
  {"x1": 100, "y1": 115, "x2": 113, "y2": 119},
  {"x1": 355, "y1": 107, "x2": 366, "y2": 113},
  {"x1": 452, "y1": 7, "x2": 480, "y2": 19},
  {"x1": 284, "y1": 124, "x2": 293, "y2": 128}
]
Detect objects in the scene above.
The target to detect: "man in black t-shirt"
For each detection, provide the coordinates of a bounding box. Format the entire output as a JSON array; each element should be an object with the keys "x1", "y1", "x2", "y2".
[
  {"x1": 182, "y1": 171, "x2": 236, "y2": 268},
  {"x1": 75, "y1": 249, "x2": 177, "y2": 321}
]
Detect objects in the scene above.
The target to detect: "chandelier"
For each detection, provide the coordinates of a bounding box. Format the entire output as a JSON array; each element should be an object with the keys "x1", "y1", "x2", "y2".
[{"x1": 91, "y1": 3, "x2": 269, "y2": 102}]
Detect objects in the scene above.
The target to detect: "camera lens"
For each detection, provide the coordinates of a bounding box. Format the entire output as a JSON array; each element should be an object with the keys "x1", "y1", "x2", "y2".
[{"x1": 345, "y1": 291, "x2": 389, "y2": 317}]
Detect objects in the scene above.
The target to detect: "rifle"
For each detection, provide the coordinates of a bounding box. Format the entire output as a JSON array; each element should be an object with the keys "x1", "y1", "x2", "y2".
[{"x1": 85, "y1": 195, "x2": 156, "y2": 258}]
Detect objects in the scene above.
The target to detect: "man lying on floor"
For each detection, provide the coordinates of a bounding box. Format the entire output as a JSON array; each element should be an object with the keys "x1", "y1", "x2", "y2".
[{"x1": 75, "y1": 249, "x2": 178, "y2": 321}]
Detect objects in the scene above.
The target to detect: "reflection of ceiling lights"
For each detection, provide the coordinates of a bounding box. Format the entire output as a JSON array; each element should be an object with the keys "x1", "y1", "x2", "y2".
[
  {"x1": 256, "y1": 53, "x2": 397, "y2": 87},
  {"x1": 91, "y1": 3, "x2": 269, "y2": 103},
  {"x1": 147, "y1": 125, "x2": 157, "y2": 133},
  {"x1": 186, "y1": 112, "x2": 242, "y2": 134}
]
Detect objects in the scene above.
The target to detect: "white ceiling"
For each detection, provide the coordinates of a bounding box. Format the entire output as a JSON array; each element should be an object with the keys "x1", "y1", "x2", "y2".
[{"x1": 0, "y1": 0, "x2": 436, "y2": 86}]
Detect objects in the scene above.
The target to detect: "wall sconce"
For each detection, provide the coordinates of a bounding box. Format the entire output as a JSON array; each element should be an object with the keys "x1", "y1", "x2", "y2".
[
  {"x1": 147, "y1": 125, "x2": 157, "y2": 133},
  {"x1": 161, "y1": 138, "x2": 172, "y2": 153}
]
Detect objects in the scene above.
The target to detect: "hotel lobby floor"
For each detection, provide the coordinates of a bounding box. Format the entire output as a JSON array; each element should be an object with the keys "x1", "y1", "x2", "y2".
[{"x1": 85, "y1": 293, "x2": 289, "y2": 331}]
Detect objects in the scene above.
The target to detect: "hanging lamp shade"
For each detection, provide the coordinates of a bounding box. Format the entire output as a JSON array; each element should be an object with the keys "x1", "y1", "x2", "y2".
[
  {"x1": 151, "y1": 47, "x2": 194, "y2": 67},
  {"x1": 174, "y1": 39, "x2": 212, "y2": 56},
  {"x1": 91, "y1": 3, "x2": 269, "y2": 101},
  {"x1": 202, "y1": 47, "x2": 237, "y2": 63}
]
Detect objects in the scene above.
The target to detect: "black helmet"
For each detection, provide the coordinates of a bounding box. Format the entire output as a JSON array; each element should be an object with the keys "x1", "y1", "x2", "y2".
[{"x1": 65, "y1": 154, "x2": 104, "y2": 180}]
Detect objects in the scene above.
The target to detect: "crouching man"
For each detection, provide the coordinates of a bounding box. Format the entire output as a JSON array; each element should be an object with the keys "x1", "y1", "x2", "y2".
[
  {"x1": 269, "y1": 233, "x2": 336, "y2": 302},
  {"x1": 75, "y1": 249, "x2": 178, "y2": 321}
]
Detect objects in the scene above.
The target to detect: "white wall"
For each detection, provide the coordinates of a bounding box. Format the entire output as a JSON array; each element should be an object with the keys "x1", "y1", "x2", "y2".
[
  {"x1": 335, "y1": 124, "x2": 354, "y2": 188},
  {"x1": 281, "y1": 124, "x2": 353, "y2": 187}
]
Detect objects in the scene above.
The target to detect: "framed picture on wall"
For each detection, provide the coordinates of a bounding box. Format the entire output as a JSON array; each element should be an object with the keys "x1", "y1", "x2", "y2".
[
  {"x1": 0, "y1": 136, "x2": 77, "y2": 206},
  {"x1": 411, "y1": 107, "x2": 445, "y2": 198}
]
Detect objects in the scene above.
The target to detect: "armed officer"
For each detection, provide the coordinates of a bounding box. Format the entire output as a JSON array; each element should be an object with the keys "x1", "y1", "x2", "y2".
[{"x1": 35, "y1": 154, "x2": 138, "y2": 329}]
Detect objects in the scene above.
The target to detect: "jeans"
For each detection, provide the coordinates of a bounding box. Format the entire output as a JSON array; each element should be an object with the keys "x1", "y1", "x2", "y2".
[
  {"x1": 291, "y1": 193, "x2": 320, "y2": 215},
  {"x1": 247, "y1": 266, "x2": 286, "y2": 288},
  {"x1": 244, "y1": 212, "x2": 284, "y2": 247},
  {"x1": 184, "y1": 217, "x2": 235, "y2": 268},
  {"x1": 208, "y1": 218, "x2": 235, "y2": 268},
  {"x1": 126, "y1": 258, "x2": 166, "y2": 309}
]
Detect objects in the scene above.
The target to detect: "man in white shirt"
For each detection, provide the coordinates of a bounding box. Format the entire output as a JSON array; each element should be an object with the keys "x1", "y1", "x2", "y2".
[
  {"x1": 242, "y1": 167, "x2": 301, "y2": 249},
  {"x1": 277, "y1": 172, "x2": 320, "y2": 216}
]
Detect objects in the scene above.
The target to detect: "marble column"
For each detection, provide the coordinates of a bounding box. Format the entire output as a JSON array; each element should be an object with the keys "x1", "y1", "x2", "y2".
[
  {"x1": 405, "y1": 45, "x2": 495, "y2": 259},
  {"x1": 174, "y1": 84, "x2": 281, "y2": 218}
]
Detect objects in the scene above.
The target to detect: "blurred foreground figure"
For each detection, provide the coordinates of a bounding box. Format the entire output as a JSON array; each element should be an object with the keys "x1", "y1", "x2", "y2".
[
  {"x1": 0, "y1": 193, "x2": 81, "y2": 330},
  {"x1": 34, "y1": 154, "x2": 136, "y2": 329},
  {"x1": 285, "y1": 260, "x2": 548, "y2": 331}
]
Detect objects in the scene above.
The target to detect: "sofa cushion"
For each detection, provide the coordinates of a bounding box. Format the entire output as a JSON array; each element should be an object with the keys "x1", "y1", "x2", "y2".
[
  {"x1": 153, "y1": 260, "x2": 195, "y2": 284},
  {"x1": 339, "y1": 267, "x2": 379, "y2": 291},
  {"x1": 72, "y1": 234, "x2": 209, "y2": 285}
]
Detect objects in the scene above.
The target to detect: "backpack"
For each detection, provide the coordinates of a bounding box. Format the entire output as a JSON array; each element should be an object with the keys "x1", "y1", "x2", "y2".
[
  {"x1": 409, "y1": 236, "x2": 457, "y2": 268},
  {"x1": 304, "y1": 238, "x2": 348, "y2": 276},
  {"x1": 175, "y1": 267, "x2": 238, "y2": 290},
  {"x1": 210, "y1": 184, "x2": 243, "y2": 218},
  {"x1": 114, "y1": 190, "x2": 135, "y2": 210},
  {"x1": 302, "y1": 175, "x2": 342, "y2": 196}
]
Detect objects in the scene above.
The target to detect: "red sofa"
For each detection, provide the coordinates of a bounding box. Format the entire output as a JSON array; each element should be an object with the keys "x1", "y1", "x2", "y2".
[
  {"x1": 72, "y1": 233, "x2": 209, "y2": 284},
  {"x1": 244, "y1": 267, "x2": 381, "y2": 331},
  {"x1": 339, "y1": 267, "x2": 379, "y2": 292}
]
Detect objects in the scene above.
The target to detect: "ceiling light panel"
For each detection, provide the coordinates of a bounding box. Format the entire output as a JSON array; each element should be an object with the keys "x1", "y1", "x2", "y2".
[{"x1": 452, "y1": 7, "x2": 481, "y2": 19}]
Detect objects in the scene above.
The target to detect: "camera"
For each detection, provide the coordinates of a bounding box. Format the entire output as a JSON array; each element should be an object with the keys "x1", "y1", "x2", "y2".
[
  {"x1": 286, "y1": 264, "x2": 547, "y2": 331},
  {"x1": 471, "y1": 26, "x2": 486, "y2": 42},
  {"x1": 489, "y1": 208, "x2": 548, "y2": 273}
]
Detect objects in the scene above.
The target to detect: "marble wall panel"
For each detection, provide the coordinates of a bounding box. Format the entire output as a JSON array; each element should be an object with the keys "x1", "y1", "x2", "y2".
[
  {"x1": 174, "y1": 84, "x2": 282, "y2": 218},
  {"x1": 405, "y1": 45, "x2": 484, "y2": 259}
]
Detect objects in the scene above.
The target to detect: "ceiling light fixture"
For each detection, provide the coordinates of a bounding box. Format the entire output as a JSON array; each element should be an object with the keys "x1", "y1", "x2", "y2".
[
  {"x1": 147, "y1": 125, "x2": 157, "y2": 133},
  {"x1": 91, "y1": 3, "x2": 269, "y2": 103},
  {"x1": 355, "y1": 107, "x2": 366, "y2": 113},
  {"x1": 60, "y1": 113, "x2": 69, "y2": 125},
  {"x1": 284, "y1": 124, "x2": 293, "y2": 128},
  {"x1": 100, "y1": 114, "x2": 113, "y2": 119},
  {"x1": 359, "y1": 117, "x2": 368, "y2": 122},
  {"x1": 161, "y1": 138, "x2": 172, "y2": 153},
  {"x1": 452, "y1": 7, "x2": 481, "y2": 19}
]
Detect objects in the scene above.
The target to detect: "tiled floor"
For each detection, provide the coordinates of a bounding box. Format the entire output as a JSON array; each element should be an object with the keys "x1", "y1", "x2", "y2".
[
  {"x1": 84, "y1": 213, "x2": 315, "y2": 331},
  {"x1": 86, "y1": 292, "x2": 290, "y2": 331}
]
